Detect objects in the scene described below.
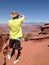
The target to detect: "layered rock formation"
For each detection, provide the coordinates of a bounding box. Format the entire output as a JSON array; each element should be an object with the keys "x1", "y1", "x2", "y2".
[
  {"x1": 29, "y1": 23, "x2": 49, "y2": 40},
  {"x1": 0, "y1": 27, "x2": 9, "y2": 51}
]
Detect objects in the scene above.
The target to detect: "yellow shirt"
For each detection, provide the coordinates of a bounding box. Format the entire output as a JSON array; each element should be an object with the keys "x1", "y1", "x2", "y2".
[{"x1": 8, "y1": 17, "x2": 24, "y2": 39}]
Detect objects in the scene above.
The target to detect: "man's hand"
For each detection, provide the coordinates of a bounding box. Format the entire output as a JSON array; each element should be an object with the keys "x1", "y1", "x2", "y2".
[{"x1": 18, "y1": 14, "x2": 25, "y2": 18}]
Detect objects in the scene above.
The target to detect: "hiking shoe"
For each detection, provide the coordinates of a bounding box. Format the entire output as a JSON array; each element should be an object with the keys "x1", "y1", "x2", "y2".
[
  {"x1": 7, "y1": 55, "x2": 11, "y2": 60},
  {"x1": 14, "y1": 59, "x2": 19, "y2": 64}
]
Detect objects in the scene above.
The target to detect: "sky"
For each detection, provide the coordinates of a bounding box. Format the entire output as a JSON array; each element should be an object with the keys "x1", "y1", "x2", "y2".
[{"x1": 0, "y1": 0, "x2": 49, "y2": 24}]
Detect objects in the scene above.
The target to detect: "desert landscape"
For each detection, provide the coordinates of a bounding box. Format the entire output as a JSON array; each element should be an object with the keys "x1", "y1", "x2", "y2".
[{"x1": 0, "y1": 23, "x2": 49, "y2": 65}]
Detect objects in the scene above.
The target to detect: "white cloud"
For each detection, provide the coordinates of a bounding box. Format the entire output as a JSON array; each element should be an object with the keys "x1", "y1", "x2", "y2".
[
  {"x1": 33, "y1": 20, "x2": 49, "y2": 23},
  {"x1": 0, "y1": 19, "x2": 4, "y2": 23},
  {"x1": 0, "y1": 19, "x2": 7, "y2": 24}
]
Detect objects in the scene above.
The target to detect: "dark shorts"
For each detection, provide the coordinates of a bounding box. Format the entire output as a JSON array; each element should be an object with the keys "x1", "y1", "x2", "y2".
[{"x1": 9, "y1": 39, "x2": 21, "y2": 50}]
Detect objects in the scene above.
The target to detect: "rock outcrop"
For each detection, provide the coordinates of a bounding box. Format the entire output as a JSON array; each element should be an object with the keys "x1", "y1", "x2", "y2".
[
  {"x1": 23, "y1": 23, "x2": 49, "y2": 40},
  {"x1": 0, "y1": 27, "x2": 9, "y2": 51}
]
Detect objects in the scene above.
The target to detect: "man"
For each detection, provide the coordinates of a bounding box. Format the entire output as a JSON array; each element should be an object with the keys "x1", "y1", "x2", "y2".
[{"x1": 7, "y1": 11, "x2": 25, "y2": 64}]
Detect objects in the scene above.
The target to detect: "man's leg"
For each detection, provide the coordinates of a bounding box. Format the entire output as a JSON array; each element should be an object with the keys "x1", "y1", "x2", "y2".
[
  {"x1": 13, "y1": 40, "x2": 20, "y2": 64},
  {"x1": 14, "y1": 49, "x2": 18, "y2": 60},
  {"x1": 13, "y1": 49, "x2": 19, "y2": 64},
  {"x1": 7, "y1": 39, "x2": 14, "y2": 60},
  {"x1": 7, "y1": 48, "x2": 13, "y2": 59}
]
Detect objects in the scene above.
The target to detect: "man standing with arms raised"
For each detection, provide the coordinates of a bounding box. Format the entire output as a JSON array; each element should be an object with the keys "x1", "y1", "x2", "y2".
[{"x1": 8, "y1": 11, "x2": 25, "y2": 64}]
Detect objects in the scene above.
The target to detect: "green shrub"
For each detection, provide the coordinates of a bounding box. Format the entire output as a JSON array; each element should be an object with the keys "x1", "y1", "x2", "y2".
[{"x1": 24, "y1": 33, "x2": 32, "y2": 41}]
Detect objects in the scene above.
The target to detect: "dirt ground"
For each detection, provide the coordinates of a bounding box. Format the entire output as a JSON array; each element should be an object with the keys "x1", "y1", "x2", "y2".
[{"x1": 0, "y1": 38, "x2": 49, "y2": 65}]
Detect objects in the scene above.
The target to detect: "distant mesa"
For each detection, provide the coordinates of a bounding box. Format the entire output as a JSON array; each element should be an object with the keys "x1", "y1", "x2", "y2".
[
  {"x1": 23, "y1": 21, "x2": 45, "y2": 25},
  {"x1": 23, "y1": 22, "x2": 49, "y2": 40}
]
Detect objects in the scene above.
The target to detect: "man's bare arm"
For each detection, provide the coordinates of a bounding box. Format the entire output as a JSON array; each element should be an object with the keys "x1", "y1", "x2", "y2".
[{"x1": 18, "y1": 14, "x2": 25, "y2": 18}]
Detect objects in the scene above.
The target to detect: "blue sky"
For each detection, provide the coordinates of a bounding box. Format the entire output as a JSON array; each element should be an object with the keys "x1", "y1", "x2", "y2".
[{"x1": 0, "y1": 0, "x2": 49, "y2": 24}]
